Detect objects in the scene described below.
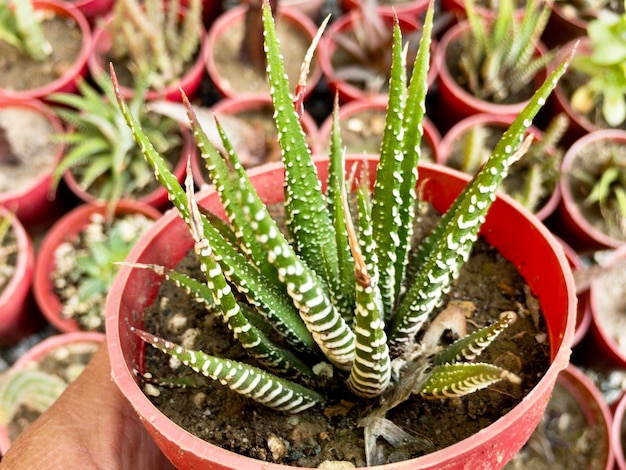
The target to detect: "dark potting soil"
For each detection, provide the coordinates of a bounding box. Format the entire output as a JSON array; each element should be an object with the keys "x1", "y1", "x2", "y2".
[
  {"x1": 0, "y1": 15, "x2": 83, "y2": 92},
  {"x1": 504, "y1": 381, "x2": 610, "y2": 470},
  {"x1": 140, "y1": 204, "x2": 550, "y2": 467}
]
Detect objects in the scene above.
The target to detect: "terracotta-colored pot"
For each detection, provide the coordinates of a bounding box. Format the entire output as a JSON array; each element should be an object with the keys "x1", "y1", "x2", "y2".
[
  {"x1": 0, "y1": 0, "x2": 91, "y2": 101},
  {"x1": 88, "y1": 11, "x2": 208, "y2": 102},
  {"x1": 438, "y1": 113, "x2": 560, "y2": 221},
  {"x1": 192, "y1": 94, "x2": 321, "y2": 188},
  {"x1": 588, "y1": 245, "x2": 626, "y2": 369},
  {"x1": 62, "y1": 124, "x2": 194, "y2": 210},
  {"x1": 434, "y1": 20, "x2": 548, "y2": 130},
  {"x1": 318, "y1": 10, "x2": 438, "y2": 103},
  {"x1": 340, "y1": 0, "x2": 430, "y2": 21},
  {"x1": 0, "y1": 331, "x2": 105, "y2": 455},
  {"x1": 557, "y1": 129, "x2": 626, "y2": 250},
  {"x1": 0, "y1": 207, "x2": 43, "y2": 347},
  {"x1": 613, "y1": 392, "x2": 626, "y2": 470},
  {"x1": 33, "y1": 201, "x2": 162, "y2": 333},
  {"x1": 0, "y1": 99, "x2": 67, "y2": 226},
  {"x1": 205, "y1": 6, "x2": 322, "y2": 100},
  {"x1": 106, "y1": 157, "x2": 576, "y2": 470},
  {"x1": 317, "y1": 96, "x2": 441, "y2": 163}
]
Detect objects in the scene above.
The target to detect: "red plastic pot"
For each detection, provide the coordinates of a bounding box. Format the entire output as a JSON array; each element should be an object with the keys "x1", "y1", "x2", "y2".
[
  {"x1": 33, "y1": 201, "x2": 162, "y2": 334},
  {"x1": 0, "y1": 99, "x2": 67, "y2": 226},
  {"x1": 88, "y1": 11, "x2": 208, "y2": 102},
  {"x1": 438, "y1": 113, "x2": 560, "y2": 221},
  {"x1": 318, "y1": 10, "x2": 438, "y2": 103},
  {"x1": 552, "y1": 38, "x2": 606, "y2": 147},
  {"x1": 62, "y1": 125, "x2": 194, "y2": 210},
  {"x1": 553, "y1": 235, "x2": 591, "y2": 348},
  {"x1": 205, "y1": 6, "x2": 322, "y2": 100},
  {"x1": 282, "y1": 0, "x2": 325, "y2": 21},
  {"x1": 588, "y1": 245, "x2": 626, "y2": 369},
  {"x1": 106, "y1": 156, "x2": 576, "y2": 470},
  {"x1": 0, "y1": 331, "x2": 105, "y2": 455},
  {"x1": 0, "y1": 208, "x2": 43, "y2": 347},
  {"x1": 542, "y1": 3, "x2": 587, "y2": 49},
  {"x1": 317, "y1": 96, "x2": 441, "y2": 163},
  {"x1": 0, "y1": 0, "x2": 91, "y2": 102},
  {"x1": 613, "y1": 392, "x2": 626, "y2": 470},
  {"x1": 557, "y1": 129, "x2": 626, "y2": 250},
  {"x1": 439, "y1": 0, "x2": 526, "y2": 21},
  {"x1": 66, "y1": 0, "x2": 114, "y2": 24},
  {"x1": 340, "y1": 0, "x2": 429, "y2": 21},
  {"x1": 192, "y1": 94, "x2": 321, "y2": 188},
  {"x1": 434, "y1": 20, "x2": 548, "y2": 130}
]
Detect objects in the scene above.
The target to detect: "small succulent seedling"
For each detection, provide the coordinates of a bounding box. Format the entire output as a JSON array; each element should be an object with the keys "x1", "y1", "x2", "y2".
[
  {"x1": 458, "y1": 0, "x2": 555, "y2": 103},
  {"x1": 113, "y1": 1, "x2": 572, "y2": 465},
  {"x1": 570, "y1": 5, "x2": 626, "y2": 127},
  {"x1": 49, "y1": 73, "x2": 182, "y2": 214},
  {"x1": 53, "y1": 212, "x2": 155, "y2": 332},
  {"x1": 0, "y1": 213, "x2": 17, "y2": 293},
  {"x1": 453, "y1": 113, "x2": 568, "y2": 214},
  {"x1": 107, "y1": 0, "x2": 203, "y2": 91},
  {"x1": 0, "y1": 0, "x2": 51, "y2": 62}
]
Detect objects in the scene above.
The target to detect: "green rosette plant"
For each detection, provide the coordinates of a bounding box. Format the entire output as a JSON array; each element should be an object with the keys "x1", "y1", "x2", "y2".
[{"x1": 112, "y1": 1, "x2": 573, "y2": 465}]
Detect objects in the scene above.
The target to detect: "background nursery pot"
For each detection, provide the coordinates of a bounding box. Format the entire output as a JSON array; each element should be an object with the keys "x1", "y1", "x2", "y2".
[
  {"x1": 34, "y1": 201, "x2": 162, "y2": 334},
  {"x1": 0, "y1": 208, "x2": 42, "y2": 347},
  {"x1": 506, "y1": 364, "x2": 615, "y2": 469},
  {"x1": 204, "y1": 6, "x2": 322, "y2": 100},
  {"x1": 613, "y1": 391, "x2": 626, "y2": 470},
  {"x1": 107, "y1": 157, "x2": 576, "y2": 470},
  {"x1": 557, "y1": 129, "x2": 626, "y2": 250},
  {"x1": 0, "y1": 99, "x2": 66, "y2": 226},
  {"x1": 434, "y1": 20, "x2": 548, "y2": 130},
  {"x1": 0, "y1": 330, "x2": 104, "y2": 455},
  {"x1": 87, "y1": 10, "x2": 208, "y2": 102},
  {"x1": 588, "y1": 244, "x2": 626, "y2": 369},
  {"x1": 0, "y1": 0, "x2": 91, "y2": 101}
]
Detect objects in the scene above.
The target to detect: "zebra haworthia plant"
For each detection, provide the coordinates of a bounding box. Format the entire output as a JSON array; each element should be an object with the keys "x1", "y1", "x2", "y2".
[{"x1": 113, "y1": 0, "x2": 572, "y2": 457}]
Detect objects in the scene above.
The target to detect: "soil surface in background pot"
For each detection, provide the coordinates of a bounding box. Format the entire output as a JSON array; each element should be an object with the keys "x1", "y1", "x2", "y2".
[
  {"x1": 0, "y1": 15, "x2": 82, "y2": 92},
  {"x1": 139, "y1": 203, "x2": 550, "y2": 467},
  {"x1": 7, "y1": 340, "x2": 99, "y2": 442},
  {"x1": 504, "y1": 380, "x2": 609, "y2": 469},
  {"x1": 0, "y1": 107, "x2": 58, "y2": 194},
  {"x1": 565, "y1": 138, "x2": 626, "y2": 243},
  {"x1": 211, "y1": 19, "x2": 312, "y2": 96},
  {"x1": 593, "y1": 263, "x2": 626, "y2": 355}
]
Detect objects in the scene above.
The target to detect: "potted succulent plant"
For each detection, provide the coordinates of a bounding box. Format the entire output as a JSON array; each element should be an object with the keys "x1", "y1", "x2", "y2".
[
  {"x1": 48, "y1": 73, "x2": 194, "y2": 211},
  {"x1": 552, "y1": 9, "x2": 626, "y2": 145},
  {"x1": 317, "y1": 0, "x2": 436, "y2": 102},
  {"x1": 340, "y1": 0, "x2": 430, "y2": 20},
  {"x1": 205, "y1": 1, "x2": 322, "y2": 100},
  {"x1": 543, "y1": 0, "x2": 625, "y2": 48},
  {"x1": 505, "y1": 364, "x2": 615, "y2": 469},
  {"x1": 0, "y1": 208, "x2": 44, "y2": 347},
  {"x1": 106, "y1": 2, "x2": 576, "y2": 468},
  {"x1": 438, "y1": 112, "x2": 567, "y2": 221},
  {"x1": 0, "y1": 0, "x2": 91, "y2": 101},
  {"x1": 0, "y1": 98, "x2": 67, "y2": 227},
  {"x1": 88, "y1": 0, "x2": 207, "y2": 102},
  {"x1": 33, "y1": 201, "x2": 161, "y2": 333},
  {"x1": 0, "y1": 331, "x2": 104, "y2": 454},
  {"x1": 434, "y1": 0, "x2": 554, "y2": 129},
  {"x1": 557, "y1": 129, "x2": 626, "y2": 250}
]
